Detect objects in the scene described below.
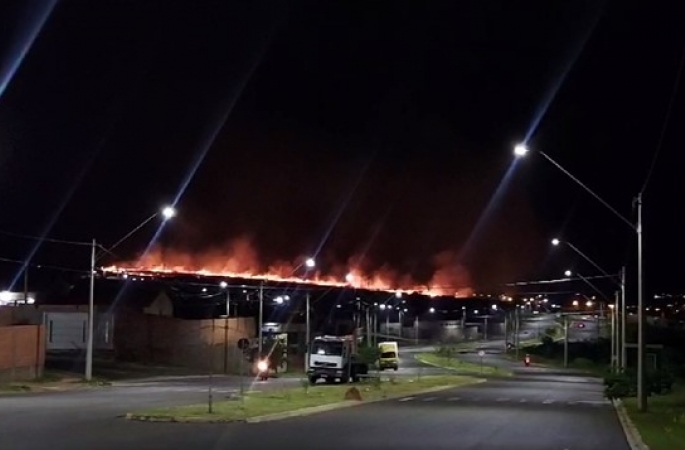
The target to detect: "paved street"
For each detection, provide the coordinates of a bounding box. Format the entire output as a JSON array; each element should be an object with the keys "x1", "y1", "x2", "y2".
[{"x1": 0, "y1": 346, "x2": 629, "y2": 450}]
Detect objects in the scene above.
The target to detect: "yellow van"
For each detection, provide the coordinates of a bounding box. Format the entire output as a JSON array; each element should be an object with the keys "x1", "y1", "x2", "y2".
[{"x1": 378, "y1": 341, "x2": 399, "y2": 371}]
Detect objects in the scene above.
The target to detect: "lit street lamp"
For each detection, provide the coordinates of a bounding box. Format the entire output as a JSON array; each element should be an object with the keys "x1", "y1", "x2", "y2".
[
  {"x1": 517, "y1": 144, "x2": 645, "y2": 410},
  {"x1": 85, "y1": 205, "x2": 176, "y2": 381},
  {"x1": 552, "y1": 237, "x2": 626, "y2": 370}
]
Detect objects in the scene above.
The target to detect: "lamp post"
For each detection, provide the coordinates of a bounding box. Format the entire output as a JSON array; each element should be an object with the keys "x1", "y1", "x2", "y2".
[
  {"x1": 516, "y1": 145, "x2": 646, "y2": 411},
  {"x1": 552, "y1": 238, "x2": 626, "y2": 369},
  {"x1": 303, "y1": 257, "x2": 315, "y2": 372},
  {"x1": 85, "y1": 205, "x2": 176, "y2": 381}
]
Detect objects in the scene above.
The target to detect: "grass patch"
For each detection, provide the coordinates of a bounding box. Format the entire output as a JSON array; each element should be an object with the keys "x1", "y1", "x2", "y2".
[
  {"x1": 131, "y1": 374, "x2": 480, "y2": 422},
  {"x1": 416, "y1": 353, "x2": 512, "y2": 377},
  {"x1": 624, "y1": 385, "x2": 685, "y2": 450}
]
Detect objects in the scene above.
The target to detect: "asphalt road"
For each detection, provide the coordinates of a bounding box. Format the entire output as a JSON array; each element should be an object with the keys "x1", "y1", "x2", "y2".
[{"x1": 1, "y1": 345, "x2": 629, "y2": 450}]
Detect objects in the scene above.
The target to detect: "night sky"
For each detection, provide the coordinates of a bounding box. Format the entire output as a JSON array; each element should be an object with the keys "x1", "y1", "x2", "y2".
[{"x1": 0, "y1": 1, "x2": 683, "y2": 296}]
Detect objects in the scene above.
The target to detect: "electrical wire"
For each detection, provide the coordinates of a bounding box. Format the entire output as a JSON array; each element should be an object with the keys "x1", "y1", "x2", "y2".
[
  {"x1": 0, "y1": 229, "x2": 93, "y2": 246},
  {"x1": 0, "y1": 255, "x2": 89, "y2": 274}
]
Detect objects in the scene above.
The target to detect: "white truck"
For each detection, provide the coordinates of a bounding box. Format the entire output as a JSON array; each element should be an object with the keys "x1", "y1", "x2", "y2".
[{"x1": 307, "y1": 334, "x2": 369, "y2": 384}]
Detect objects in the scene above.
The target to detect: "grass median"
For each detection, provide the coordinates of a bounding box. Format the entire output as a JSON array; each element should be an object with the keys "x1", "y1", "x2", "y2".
[
  {"x1": 623, "y1": 385, "x2": 685, "y2": 450},
  {"x1": 128, "y1": 374, "x2": 481, "y2": 423},
  {"x1": 416, "y1": 353, "x2": 512, "y2": 377}
]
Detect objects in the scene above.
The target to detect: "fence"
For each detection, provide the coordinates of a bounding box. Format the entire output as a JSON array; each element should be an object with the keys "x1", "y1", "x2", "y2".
[
  {"x1": 0, "y1": 325, "x2": 45, "y2": 382},
  {"x1": 114, "y1": 312, "x2": 255, "y2": 374}
]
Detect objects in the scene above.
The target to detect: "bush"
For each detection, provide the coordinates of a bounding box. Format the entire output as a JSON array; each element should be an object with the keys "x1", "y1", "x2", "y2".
[
  {"x1": 436, "y1": 345, "x2": 459, "y2": 359},
  {"x1": 605, "y1": 374, "x2": 632, "y2": 399}
]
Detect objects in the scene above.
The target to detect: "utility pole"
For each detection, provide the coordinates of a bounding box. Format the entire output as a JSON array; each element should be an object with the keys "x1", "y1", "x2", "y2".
[
  {"x1": 563, "y1": 315, "x2": 569, "y2": 368},
  {"x1": 258, "y1": 282, "x2": 263, "y2": 357},
  {"x1": 620, "y1": 267, "x2": 627, "y2": 371},
  {"x1": 385, "y1": 312, "x2": 390, "y2": 337},
  {"x1": 504, "y1": 314, "x2": 508, "y2": 353},
  {"x1": 225, "y1": 290, "x2": 230, "y2": 317},
  {"x1": 414, "y1": 315, "x2": 419, "y2": 346},
  {"x1": 208, "y1": 318, "x2": 215, "y2": 414},
  {"x1": 483, "y1": 316, "x2": 488, "y2": 340},
  {"x1": 304, "y1": 292, "x2": 310, "y2": 373},
  {"x1": 23, "y1": 264, "x2": 29, "y2": 304},
  {"x1": 637, "y1": 194, "x2": 646, "y2": 412},
  {"x1": 514, "y1": 308, "x2": 520, "y2": 360},
  {"x1": 612, "y1": 291, "x2": 618, "y2": 373},
  {"x1": 85, "y1": 239, "x2": 96, "y2": 381},
  {"x1": 366, "y1": 307, "x2": 371, "y2": 344}
]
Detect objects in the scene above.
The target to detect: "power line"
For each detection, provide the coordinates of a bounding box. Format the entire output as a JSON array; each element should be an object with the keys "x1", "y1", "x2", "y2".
[
  {"x1": 641, "y1": 38, "x2": 685, "y2": 194},
  {"x1": 0, "y1": 229, "x2": 110, "y2": 255},
  {"x1": 0, "y1": 229, "x2": 92, "y2": 247},
  {"x1": 0, "y1": 255, "x2": 89, "y2": 274}
]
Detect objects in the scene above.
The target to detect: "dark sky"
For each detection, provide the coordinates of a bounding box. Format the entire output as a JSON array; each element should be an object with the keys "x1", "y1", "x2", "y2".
[{"x1": 0, "y1": 0, "x2": 683, "y2": 296}]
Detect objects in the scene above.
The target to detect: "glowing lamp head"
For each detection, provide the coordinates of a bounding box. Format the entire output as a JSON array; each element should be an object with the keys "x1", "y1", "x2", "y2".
[
  {"x1": 345, "y1": 273, "x2": 354, "y2": 283},
  {"x1": 513, "y1": 144, "x2": 529, "y2": 157},
  {"x1": 161, "y1": 206, "x2": 176, "y2": 219},
  {"x1": 564, "y1": 270, "x2": 572, "y2": 277},
  {"x1": 395, "y1": 291, "x2": 402, "y2": 299},
  {"x1": 257, "y1": 360, "x2": 268, "y2": 372},
  {"x1": 219, "y1": 281, "x2": 228, "y2": 288},
  {"x1": 551, "y1": 238, "x2": 560, "y2": 246},
  {"x1": 305, "y1": 258, "x2": 316, "y2": 269},
  {"x1": 429, "y1": 307, "x2": 435, "y2": 313}
]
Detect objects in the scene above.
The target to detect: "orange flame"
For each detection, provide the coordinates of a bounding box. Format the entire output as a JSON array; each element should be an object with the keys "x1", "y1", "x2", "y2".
[{"x1": 102, "y1": 237, "x2": 474, "y2": 298}]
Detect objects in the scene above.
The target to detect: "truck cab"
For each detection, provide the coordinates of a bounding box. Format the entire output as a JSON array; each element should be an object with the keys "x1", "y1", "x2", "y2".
[
  {"x1": 307, "y1": 335, "x2": 368, "y2": 384},
  {"x1": 378, "y1": 341, "x2": 399, "y2": 371}
]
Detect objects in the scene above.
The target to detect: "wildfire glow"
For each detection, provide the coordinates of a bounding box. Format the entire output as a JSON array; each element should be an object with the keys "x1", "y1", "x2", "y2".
[{"x1": 101, "y1": 239, "x2": 474, "y2": 298}]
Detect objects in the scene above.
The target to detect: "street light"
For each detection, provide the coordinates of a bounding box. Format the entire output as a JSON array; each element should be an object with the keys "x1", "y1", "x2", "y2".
[
  {"x1": 514, "y1": 144, "x2": 529, "y2": 157},
  {"x1": 162, "y1": 206, "x2": 176, "y2": 219},
  {"x1": 518, "y1": 144, "x2": 645, "y2": 410},
  {"x1": 86, "y1": 205, "x2": 177, "y2": 381},
  {"x1": 551, "y1": 237, "x2": 626, "y2": 370},
  {"x1": 564, "y1": 270, "x2": 572, "y2": 277},
  {"x1": 305, "y1": 258, "x2": 316, "y2": 269},
  {"x1": 429, "y1": 307, "x2": 435, "y2": 313},
  {"x1": 345, "y1": 273, "x2": 354, "y2": 283},
  {"x1": 104, "y1": 205, "x2": 177, "y2": 256}
]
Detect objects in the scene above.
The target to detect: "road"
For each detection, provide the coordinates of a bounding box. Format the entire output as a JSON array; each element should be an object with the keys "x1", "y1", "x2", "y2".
[{"x1": 1, "y1": 345, "x2": 629, "y2": 450}]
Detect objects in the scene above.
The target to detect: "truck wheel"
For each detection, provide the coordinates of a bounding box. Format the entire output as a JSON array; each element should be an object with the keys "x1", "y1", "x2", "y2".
[
  {"x1": 308, "y1": 376, "x2": 318, "y2": 385},
  {"x1": 393, "y1": 366, "x2": 398, "y2": 371}
]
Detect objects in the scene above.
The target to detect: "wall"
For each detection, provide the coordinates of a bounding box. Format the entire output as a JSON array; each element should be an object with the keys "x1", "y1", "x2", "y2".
[
  {"x1": 114, "y1": 312, "x2": 255, "y2": 374},
  {"x1": 0, "y1": 325, "x2": 45, "y2": 382}
]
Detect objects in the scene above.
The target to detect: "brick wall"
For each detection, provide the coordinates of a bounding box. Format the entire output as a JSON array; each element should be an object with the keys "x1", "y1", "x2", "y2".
[
  {"x1": 114, "y1": 312, "x2": 255, "y2": 374},
  {"x1": 0, "y1": 325, "x2": 45, "y2": 382}
]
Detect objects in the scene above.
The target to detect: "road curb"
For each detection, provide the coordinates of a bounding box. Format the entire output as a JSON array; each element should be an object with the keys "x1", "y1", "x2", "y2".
[
  {"x1": 612, "y1": 399, "x2": 650, "y2": 450},
  {"x1": 126, "y1": 379, "x2": 486, "y2": 424},
  {"x1": 125, "y1": 412, "x2": 246, "y2": 423}
]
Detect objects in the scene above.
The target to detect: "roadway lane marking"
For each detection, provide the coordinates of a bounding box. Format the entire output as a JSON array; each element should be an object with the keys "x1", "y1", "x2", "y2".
[
  {"x1": 423, "y1": 397, "x2": 437, "y2": 402},
  {"x1": 399, "y1": 397, "x2": 414, "y2": 402},
  {"x1": 542, "y1": 399, "x2": 554, "y2": 404},
  {"x1": 519, "y1": 399, "x2": 527, "y2": 403},
  {"x1": 496, "y1": 398, "x2": 510, "y2": 402},
  {"x1": 448, "y1": 397, "x2": 461, "y2": 401}
]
